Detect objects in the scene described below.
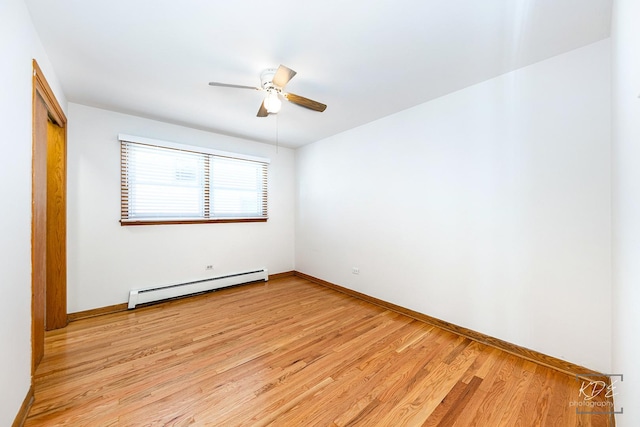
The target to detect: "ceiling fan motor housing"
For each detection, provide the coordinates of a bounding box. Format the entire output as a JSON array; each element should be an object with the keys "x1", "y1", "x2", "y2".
[{"x1": 260, "y1": 69, "x2": 278, "y2": 90}]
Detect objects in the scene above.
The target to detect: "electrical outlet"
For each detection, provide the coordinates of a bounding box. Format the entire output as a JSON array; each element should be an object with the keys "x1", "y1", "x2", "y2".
[
  {"x1": 352, "y1": 267, "x2": 360, "y2": 275},
  {"x1": 206, "y1": 265, "x2": 213, "y2": 270}
]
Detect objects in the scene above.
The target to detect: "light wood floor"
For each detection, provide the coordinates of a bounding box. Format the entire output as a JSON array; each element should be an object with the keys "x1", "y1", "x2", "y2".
[{"x1": 26, "y1": 276, "x2": 611, "y2": 426}]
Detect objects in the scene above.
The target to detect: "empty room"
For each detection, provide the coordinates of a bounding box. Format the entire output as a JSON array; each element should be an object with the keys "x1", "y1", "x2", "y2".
[{"x1": 2, "y1": 0, "x2": 638, "y2": 425}]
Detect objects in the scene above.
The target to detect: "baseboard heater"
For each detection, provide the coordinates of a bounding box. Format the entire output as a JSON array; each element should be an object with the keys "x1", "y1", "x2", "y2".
[{"x1": 127, "y1": 268, "x2": 268, "y2": 309}]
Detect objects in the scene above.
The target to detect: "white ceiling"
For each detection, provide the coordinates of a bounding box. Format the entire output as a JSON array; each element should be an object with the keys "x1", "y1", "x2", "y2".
[{"x1": 25, "y1": 0, "x2": 611, "y2": 148}]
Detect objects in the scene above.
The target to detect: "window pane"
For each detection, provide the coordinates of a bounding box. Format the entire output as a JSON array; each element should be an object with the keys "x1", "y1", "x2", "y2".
[
  {"x1": 210, "y1": 157, "x2": 266, "y2": 217},
  {"x1": 125, "y1": 143, "x2": 205, "y2": 219}
]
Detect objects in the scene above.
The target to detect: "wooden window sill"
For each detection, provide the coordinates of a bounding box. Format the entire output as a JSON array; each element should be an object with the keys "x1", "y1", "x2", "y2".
[{"x1": 120, "y1": 218, "x2": 268, "y2": 226}]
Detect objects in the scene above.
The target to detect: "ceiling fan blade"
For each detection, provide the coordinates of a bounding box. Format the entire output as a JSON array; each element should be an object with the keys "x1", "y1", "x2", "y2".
[
  {"x1": 283, "y1": 92, "x2": 327, "y2": 112},
  {"x1": 272, "y1": 65, "x2": 297, "y2": 88},
  {"x1": 209, "y1": 82, "x2": 260, "y2": 90},
  {"x1": 257, "y1": 101, "x2": 268, "y2": 117}
]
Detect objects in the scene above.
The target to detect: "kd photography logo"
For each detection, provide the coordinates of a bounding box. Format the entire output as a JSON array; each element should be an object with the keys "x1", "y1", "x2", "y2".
[{"x1": 570, "y1": 374, "x2": 623, "y2": 415}]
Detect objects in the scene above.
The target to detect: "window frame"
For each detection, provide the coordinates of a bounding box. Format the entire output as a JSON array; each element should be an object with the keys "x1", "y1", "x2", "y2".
[{"x1": 119, "y1": 134, "x2": 269, "y2": 226}]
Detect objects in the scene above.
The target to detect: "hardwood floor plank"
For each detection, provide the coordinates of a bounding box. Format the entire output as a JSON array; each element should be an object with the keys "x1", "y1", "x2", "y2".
[
  {"x1": 449, "y1": 350, "x2": 513, "y2": 425},
  {"x1": 383, "y1": 342, "x2": 484, "y2": 426},
  {"x1": 25, "y1": 276, "x2": 611, "y2": 426},
  {"x1": 422, "y1": 375, "x2": 483, "y2": 426},
  {"x1": 494, "y1": 360, "x2": 537, "y2": 426}
]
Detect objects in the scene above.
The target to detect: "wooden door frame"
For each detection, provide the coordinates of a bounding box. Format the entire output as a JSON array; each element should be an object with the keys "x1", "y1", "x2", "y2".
[{"x1": 32, "y1": 59, "x2": 67, "y2": 375}]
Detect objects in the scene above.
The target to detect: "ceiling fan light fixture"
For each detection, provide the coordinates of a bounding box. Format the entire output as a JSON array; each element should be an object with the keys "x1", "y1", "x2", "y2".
[{"x1": 264, "y1": 91, "x2": 282, "y2": 113}]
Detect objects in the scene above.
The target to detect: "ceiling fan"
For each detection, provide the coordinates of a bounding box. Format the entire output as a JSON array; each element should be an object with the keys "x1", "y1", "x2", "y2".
[{"x1": 209, "y1": 64, "x2": 327, "y2": 117}]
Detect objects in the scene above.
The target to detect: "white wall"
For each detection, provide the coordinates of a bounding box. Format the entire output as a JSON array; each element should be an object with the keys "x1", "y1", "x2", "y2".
[
  {"x1": 611, "y1": 0, "x2": 640, "y2": 424},
  {"x1": 0, "y1": 0, "x2": 67, "y2": 424},
  {"x1": 296, "y1": 40, "x2": 611, "y2": 372},
  {"x1": 67, "y1": 104, "x2": 295, "y2": 312}
]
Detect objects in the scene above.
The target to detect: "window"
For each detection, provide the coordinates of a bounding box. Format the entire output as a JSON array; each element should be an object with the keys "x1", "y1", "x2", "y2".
[{"x1": 120, "y1": 135, "x2": 268, "y2": 225}]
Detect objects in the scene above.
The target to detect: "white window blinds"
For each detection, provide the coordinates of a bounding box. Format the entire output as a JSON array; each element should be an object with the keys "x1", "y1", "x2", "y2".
[{"x1": 120, "y1": 137, "x2": 268, "y2": 224}]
